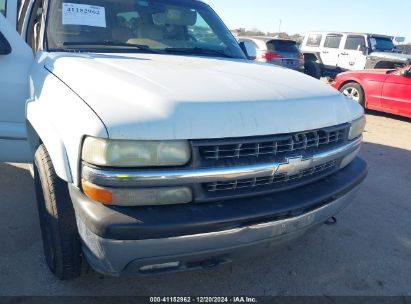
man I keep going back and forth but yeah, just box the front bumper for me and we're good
[70,158,367,276]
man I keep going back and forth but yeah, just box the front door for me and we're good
[338,35,367,71]
[0,12,33,162]
[381,68,411,117]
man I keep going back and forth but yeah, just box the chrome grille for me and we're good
[199,127,347,161]
[205,160,338,192]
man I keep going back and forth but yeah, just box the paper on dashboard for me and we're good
[62,3,106,28]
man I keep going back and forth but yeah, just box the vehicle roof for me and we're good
[306,31,393,39]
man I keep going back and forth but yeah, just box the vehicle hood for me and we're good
[44,53,362,140]
[370,51,411,62]
[340,69,391,76]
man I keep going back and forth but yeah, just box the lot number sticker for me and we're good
[62,3,106,27]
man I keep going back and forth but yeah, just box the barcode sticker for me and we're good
[62,3,106,27]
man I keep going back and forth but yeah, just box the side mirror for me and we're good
[0,31,11,55]
[239,41,257,60]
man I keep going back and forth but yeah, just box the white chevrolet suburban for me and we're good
[0,0,367,280]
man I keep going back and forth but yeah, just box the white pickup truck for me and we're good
[0,0,367,280]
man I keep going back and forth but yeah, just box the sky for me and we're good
[205,0,411,43]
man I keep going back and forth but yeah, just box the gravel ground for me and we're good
[0,111,410,296]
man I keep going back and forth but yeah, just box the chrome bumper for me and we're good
[76,184,361,276]
[82,137,362,188]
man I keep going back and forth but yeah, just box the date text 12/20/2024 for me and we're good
[149,297,258,303]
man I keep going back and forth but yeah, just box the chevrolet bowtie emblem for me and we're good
[274,156,313,177]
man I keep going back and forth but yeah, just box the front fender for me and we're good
[365,54,410,69]
[27,54,108,185]
[26,104,73,182]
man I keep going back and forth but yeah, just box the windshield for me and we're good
[369,37,395,51]
[46,0,245,59]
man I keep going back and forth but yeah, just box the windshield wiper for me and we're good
[165,47,234,58]
[62,41,160,53]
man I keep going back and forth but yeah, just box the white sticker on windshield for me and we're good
[62,3,106,28]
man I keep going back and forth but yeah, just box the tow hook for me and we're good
[324,216,337,225]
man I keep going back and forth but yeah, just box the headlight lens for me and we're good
[348,116,366,140]
[82,137,191,167]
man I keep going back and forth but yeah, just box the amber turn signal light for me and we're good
[82,179,113,205]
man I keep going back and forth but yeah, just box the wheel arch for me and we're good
[338,80,367,107]
[338,79,360,90]
[303,52,322,63]
[26,116,73,184]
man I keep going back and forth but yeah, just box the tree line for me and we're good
[231,28,304,43]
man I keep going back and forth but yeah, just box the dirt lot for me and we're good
[0,111,410,296]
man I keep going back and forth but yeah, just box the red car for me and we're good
[332,65,411,118]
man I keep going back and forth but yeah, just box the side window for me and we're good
[26,0,44,52]
[324,35,342,49]
[345,36,366,51]
[239,39,258,49]
[306,34,322,47]
[0,0,6,16]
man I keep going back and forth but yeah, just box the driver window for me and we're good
[26,0,44,53]
[345,36,366,51]
[0,0,6,16]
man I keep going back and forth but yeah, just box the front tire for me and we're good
[340,82,365,107]
[305,60,322,79]
[34,144,83,280]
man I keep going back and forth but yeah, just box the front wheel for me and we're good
[304,60,322,79]
[34,144,83,280]
[340,82,365,107]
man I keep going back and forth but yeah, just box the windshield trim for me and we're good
[46,47,243,60]
[164,47,236,58]
[47,47,164,54]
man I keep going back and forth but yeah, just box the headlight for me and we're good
[82,137,191,167]
[348,116,366,140]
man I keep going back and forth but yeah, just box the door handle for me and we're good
[341,52,348,55]
[322,51,329,54]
